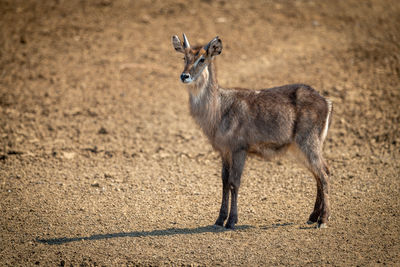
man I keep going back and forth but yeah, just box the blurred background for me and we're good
[0,0,399,266]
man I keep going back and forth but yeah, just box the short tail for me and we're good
[321,99,333,143]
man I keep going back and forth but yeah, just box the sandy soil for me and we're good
[1,0,399,266]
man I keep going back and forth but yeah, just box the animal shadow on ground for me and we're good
[260,222,322,230]
[36,225,253,245]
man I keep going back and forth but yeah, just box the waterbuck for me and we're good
[172,34,333,229]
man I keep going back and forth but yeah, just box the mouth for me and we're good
[181,79,193,84]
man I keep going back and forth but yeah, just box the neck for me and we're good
[187,60,220,138]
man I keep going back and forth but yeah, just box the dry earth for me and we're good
[1,0,399,266]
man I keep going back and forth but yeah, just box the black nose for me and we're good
[180,73,190,82]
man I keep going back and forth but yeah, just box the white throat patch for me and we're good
[189,67,209,102]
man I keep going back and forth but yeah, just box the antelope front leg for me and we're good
[225,150,247,229]
[215,159,230,226]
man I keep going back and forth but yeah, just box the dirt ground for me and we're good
[0,0,399,266]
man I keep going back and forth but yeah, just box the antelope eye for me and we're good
[199,58,205,63]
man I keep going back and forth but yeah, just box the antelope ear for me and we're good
[205,36,222,57]
[172,35,184,53]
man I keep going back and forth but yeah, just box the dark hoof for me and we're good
[214,218,225,227]
[225,219,237,229]
[224,223,235,230]
[224,214,237,229]
[308,213,320,224]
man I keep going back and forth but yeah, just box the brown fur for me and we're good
[172,35,333,229]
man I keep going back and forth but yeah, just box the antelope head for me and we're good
[172,34,222,84]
